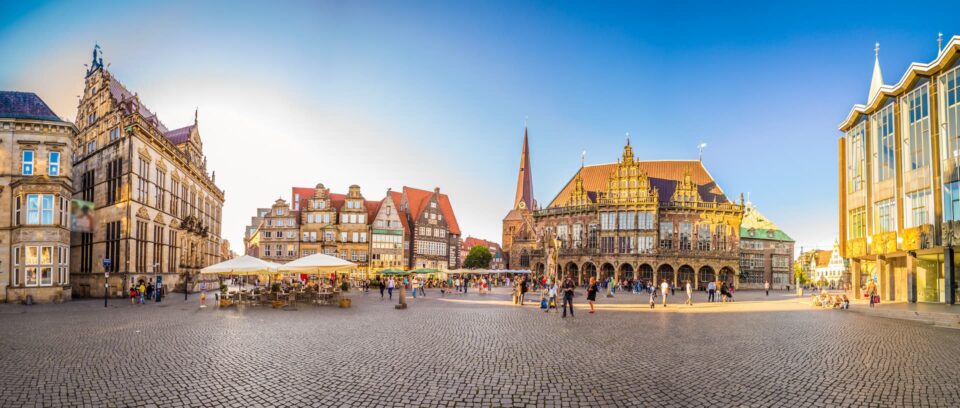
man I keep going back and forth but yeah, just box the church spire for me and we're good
[514,125,534,210]
[869,42,884,103]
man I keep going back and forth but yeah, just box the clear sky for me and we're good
[2,1,958,254]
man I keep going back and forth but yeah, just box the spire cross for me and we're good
[875,42,880,57]
[625,132,630,146]
[581,150,586,168]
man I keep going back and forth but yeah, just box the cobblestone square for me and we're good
[1,289,959,407]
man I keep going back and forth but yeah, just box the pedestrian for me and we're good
[660,279,670,307]
[685,280,693,306]
[649,284,656,308]
[418,278,426,297]
[377,277,385,300]
[138,281,146,304]
[561,275,575,318]
[411,276,418,299]
[720,281,729,303]
[707,280,717,302]
[519,277,528,306]
[764,280,770,296]
[146,282,155,302]
[866,280,878,308]
[586,277,599,313]
[129,285,137,305]
[546,280,559,313]
[464,276,469,294]
[387,277,395,300]
[199,281,207,308]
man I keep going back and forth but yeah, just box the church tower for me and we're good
[514,126,534,210]
[503,125,537,269]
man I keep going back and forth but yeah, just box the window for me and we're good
[679,222,692,250]
[170,179,179,216]
[307,214,314,223]
[519,250,530,267]
[136,221,147,273]
[360,232,367,243]
[945,181,960,222]
[109,127,120,142]
[153,225,164,272]
[168,230,178,273]
[156,169,166,210]
[352,232,359,242]
[848,207,866,240]
[572,223,583,247]
[638,212,654,229]
[600,213,616,230]
[903,84,931,171]
[940,66,960,174]
[48,152,60,176]
[341,232,347,242]
[618,212,636,230]
[659,221,673,249]
[905,189,932,228]
[137,158,149,203]
[106,158,123,205]
[697,224,711,251]
[87,140,96,154]
[105,221,122,272]
[638,236,654,253]
[24,246,53,287]
[872,103,896,181]
[846,122,866,193]
[88,112,96,124]
[874,198,896,233]
[26,194,54,225]
[14,196,21,226]
[22,150,34,175]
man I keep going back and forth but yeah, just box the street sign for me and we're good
[103,258,112,268]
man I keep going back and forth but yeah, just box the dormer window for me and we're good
[431,202,437,209]
[277,209,284,215]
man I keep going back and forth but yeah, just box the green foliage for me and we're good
[340,281,350,291]
[270,283,281,293]
[793,262,809,285]
[463,245,493,269]
[219,284,228,294]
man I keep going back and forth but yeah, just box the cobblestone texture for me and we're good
[1,289,959,407]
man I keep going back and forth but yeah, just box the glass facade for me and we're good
[916,255,943,303]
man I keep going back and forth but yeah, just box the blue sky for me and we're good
[2,1,958,254]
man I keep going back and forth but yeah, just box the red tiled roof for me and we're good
[401,186,460,235]
[389,191,410,233]
[462,237,502,252]
[365,201,381,225]
[291,187,379,224]
[548,160,729,208]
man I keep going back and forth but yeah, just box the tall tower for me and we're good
[514,126,534,210]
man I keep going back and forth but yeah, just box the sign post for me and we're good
[103,258,111,308]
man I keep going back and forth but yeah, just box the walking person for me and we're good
[720,281,729,303]
[764,280,770,297]
[546,280,559,313]
[411,276,418,299]
[561,275,575,318]
[707,280,717,303]
[519,278,528,306]
[199,281,207,308]
[660,279,670,307]
[418,278,426,297]
[387,277,395,300]
[685,280,693,306]
[377,277,385,300]
[138,281,146,305]
[866,280,878,308]
[587,277,599,314]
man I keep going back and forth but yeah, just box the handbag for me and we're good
[873,295,880,304]
[540,298,548,309]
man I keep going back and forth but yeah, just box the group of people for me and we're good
[812,292,851,309]
[128,279,162,304]
[372,275,510,302]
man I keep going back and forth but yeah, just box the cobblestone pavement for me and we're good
[1,288,959,407]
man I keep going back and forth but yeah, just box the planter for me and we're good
[338,298,352,308]
[219,299,233,308]
[271,300,286,309]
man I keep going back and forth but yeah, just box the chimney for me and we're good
[434,187,440,194]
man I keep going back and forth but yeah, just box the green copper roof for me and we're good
[739,205,794,242]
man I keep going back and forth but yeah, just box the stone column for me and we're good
[945,247,956,305]
[884,259,895,302]
[851,259,861,299]
[906,255,917,303]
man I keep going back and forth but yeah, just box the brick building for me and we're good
[738,203,795,289]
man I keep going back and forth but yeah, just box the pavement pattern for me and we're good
[1,288,959,407]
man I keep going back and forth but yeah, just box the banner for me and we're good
[70,199,95,233]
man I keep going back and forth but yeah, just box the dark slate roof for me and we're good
[108,77,169,132]
[0,91,64,122]
[164,125,194,145]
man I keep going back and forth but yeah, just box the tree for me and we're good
[463,245,492,269]
[793,261,809,286]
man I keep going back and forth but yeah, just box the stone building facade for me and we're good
[69,49,224,298]
[738,204,795,289]
[243,184,461,276]
[838,37,960,304]
[1,92,76,303]
[503,129,745,289]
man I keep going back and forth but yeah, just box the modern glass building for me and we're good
[838,36,960,304]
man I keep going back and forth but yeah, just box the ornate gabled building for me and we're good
[838,36,960,304]
[1,91,76,303]
[391,186,462,270]
[69,46,224,297]
[503,130,745,288]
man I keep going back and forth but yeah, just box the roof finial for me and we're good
[875,42,880,57]
[524,115,528,128]
[194,107,198,124]
[625,132,630,146]
[698,142,707,162]
[581,150,586,168]
[939,32,944,53]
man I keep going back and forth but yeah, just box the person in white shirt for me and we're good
[685,281,693,305]
[660,280,670,307]
[707,281,717,302]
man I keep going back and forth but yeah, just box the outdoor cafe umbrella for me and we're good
[379,269,409,276]
[277,253,357,275]
[200,255,279,276]
[410,268,440,275]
